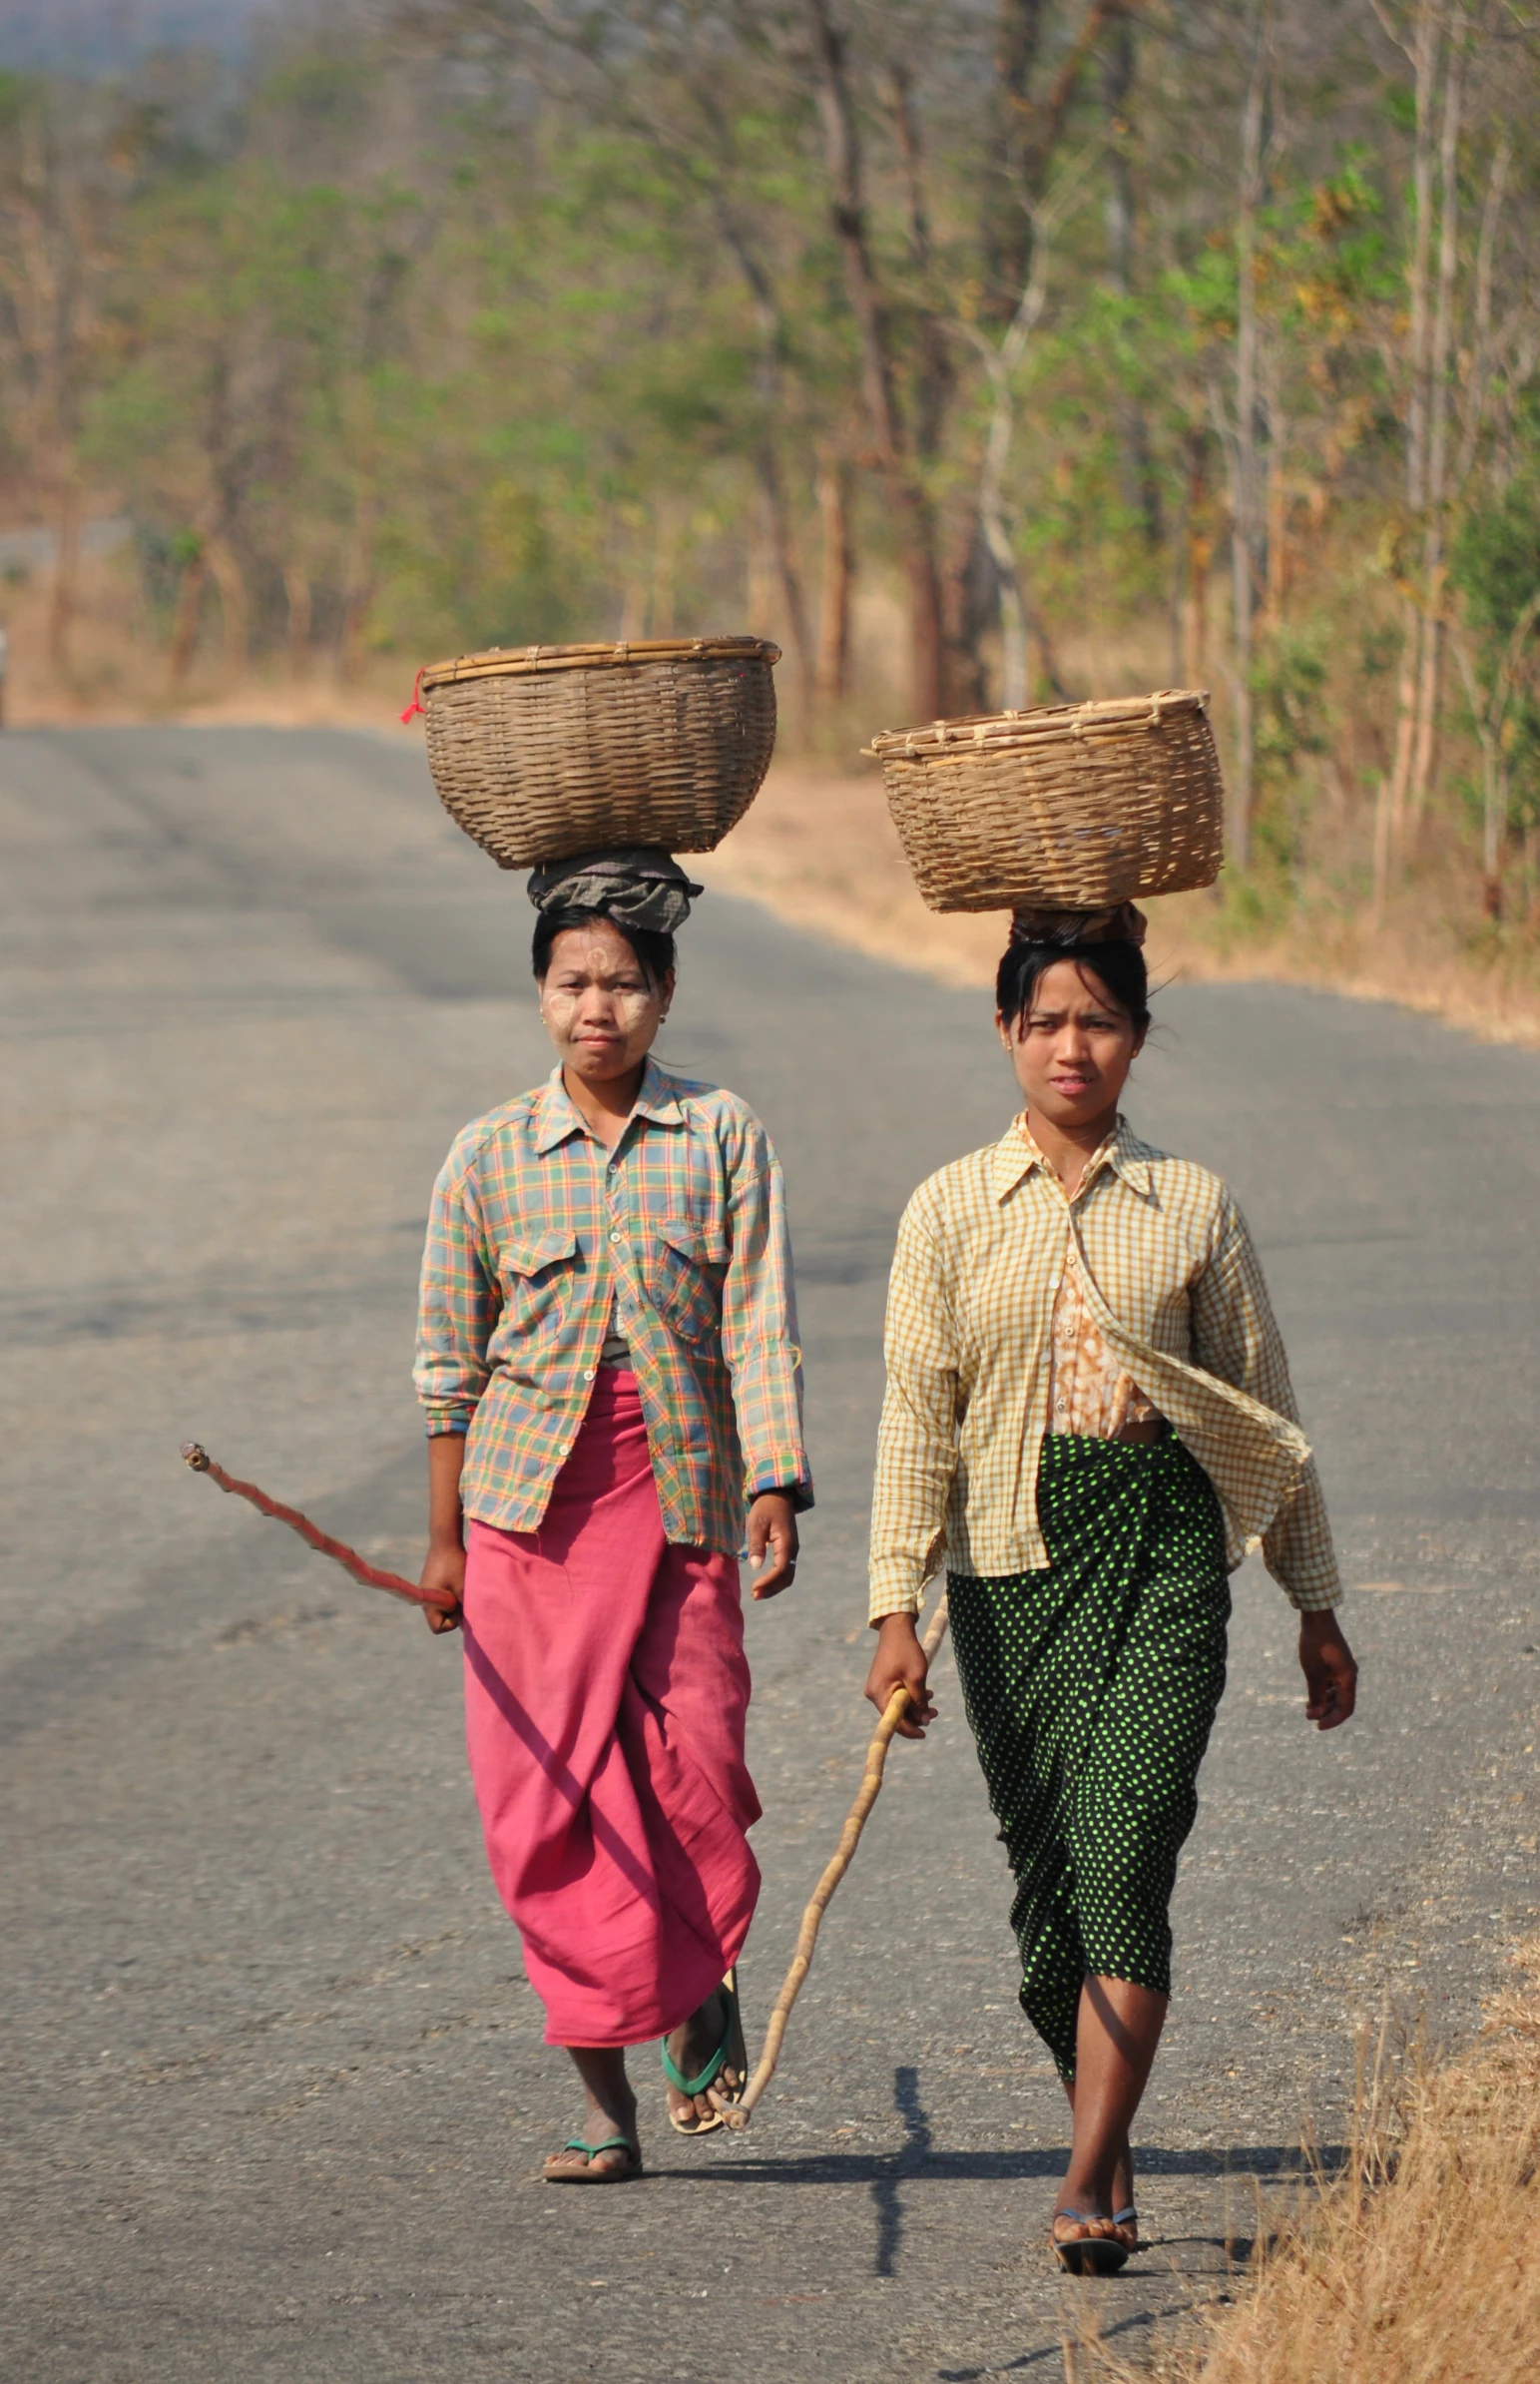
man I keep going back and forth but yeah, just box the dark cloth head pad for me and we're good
[526,847,705,934]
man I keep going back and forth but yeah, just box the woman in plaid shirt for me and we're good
[414,851,810,2183]
[864,912,1358,2274]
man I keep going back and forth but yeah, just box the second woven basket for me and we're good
[866,689,1224,912]
[419,636,779,869]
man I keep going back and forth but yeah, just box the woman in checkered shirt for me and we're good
[864,912,1358,2274]
[413,851,811,2183]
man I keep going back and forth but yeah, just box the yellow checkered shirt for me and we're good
[869,1115,1342,1621]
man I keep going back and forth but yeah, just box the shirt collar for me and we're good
[530,1055,686,1154]
[631,1055,687,1127]
[990,1112,1154,1202]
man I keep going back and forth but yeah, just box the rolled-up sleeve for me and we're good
[868,1190,962,1622]
[1190,1195,1342,1611]
[719,1114,812,1508]
[414,1144,499,1438]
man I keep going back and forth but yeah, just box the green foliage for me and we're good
[0,0,1535,948]
[1452,464,1540,837]
[1452,472,1540,646]
[1253,626,1330,875]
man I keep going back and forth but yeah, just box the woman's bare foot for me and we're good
[541,2133,641,2180]
[1107,2137,1137,2244]
[1057,2107,1138,2246]
[1049,2208,1130,2274]
[543,2046,640,2178]
[664,1986,740,2130]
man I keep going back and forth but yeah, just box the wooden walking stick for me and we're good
[181,1443,457,1613]
[722,1590,951,2129]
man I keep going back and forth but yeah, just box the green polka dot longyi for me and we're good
[948,1432,1231,2079]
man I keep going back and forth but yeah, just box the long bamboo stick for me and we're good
[722,1591,950,2128]
[181,1442,456,1613]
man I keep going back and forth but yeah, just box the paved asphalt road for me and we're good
[3,727,1539,2384]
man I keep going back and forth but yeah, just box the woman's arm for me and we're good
[1191,1194,1357,1726]
[718,1110,813,1513]
[414,1148,498,1438]
[420,1432,467,1634]
[864,1613,940,1740]
[414,1143,498,1636]
[864,1192,961,1735]
[745,1490,798,1599]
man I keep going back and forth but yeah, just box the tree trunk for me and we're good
[747,505,776,642]
[1101,12,1162,549]
[711,197,815,716]
[46,474,80,681]
[205,535,249,677]
[985,0,1119,313]
[167,553,207,687]
[1180,432,1212,689]
[618,578,647,641]
[1376,590,1420,917]
[1229,5,1270,873]
[1382,0,1440,864]
[1409,11,1466,831]
[756,447,814,722]
[976,341,1034,708]
[887,59,953,468]
[283,563,312,680]
[340,497,376,681]
[985,0,1050,306]
[899,529,946,721]
[804,0,946,719]
[814,456,853,708]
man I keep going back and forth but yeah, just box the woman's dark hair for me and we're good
[995,935,1151,1033]
[532,905,677,989]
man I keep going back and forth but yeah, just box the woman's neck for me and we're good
[1026,1103,1119,1197]
[564,1061,645,1150]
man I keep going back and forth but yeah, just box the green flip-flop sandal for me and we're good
[542,2133,644,2183]
[661,1970,747,2135]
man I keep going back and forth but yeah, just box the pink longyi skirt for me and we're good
[461,1369,761,2048]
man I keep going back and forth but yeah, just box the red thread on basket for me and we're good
[399,667,425,724]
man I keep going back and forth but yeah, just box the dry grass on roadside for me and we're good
[1073,1945,1540,2384]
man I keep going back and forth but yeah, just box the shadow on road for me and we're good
[873,2062,932,2275]
[652,2061,1340,2286]
[660,2135,1344,2188]
[936,2299,1194,2379]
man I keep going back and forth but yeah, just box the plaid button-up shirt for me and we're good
[869,1115,1342,1621]
[415,1059,811,1554]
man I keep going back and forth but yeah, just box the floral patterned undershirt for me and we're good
[1046,1236,1163,1439]
[1020,1121,1164,1442]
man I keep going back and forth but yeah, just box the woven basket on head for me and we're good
[865,689,1225,913]
[418,636,779,869]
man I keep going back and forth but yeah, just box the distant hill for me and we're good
[0,0,268,70]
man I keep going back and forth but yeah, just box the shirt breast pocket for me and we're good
[498,1230,581,1341]
[648,1217,730,1346]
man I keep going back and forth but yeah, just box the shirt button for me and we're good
[609,1229,623,1243]
[585,1367,597,1381]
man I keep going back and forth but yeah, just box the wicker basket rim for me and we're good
[421,636,781,691]
[862,687,1211,761]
